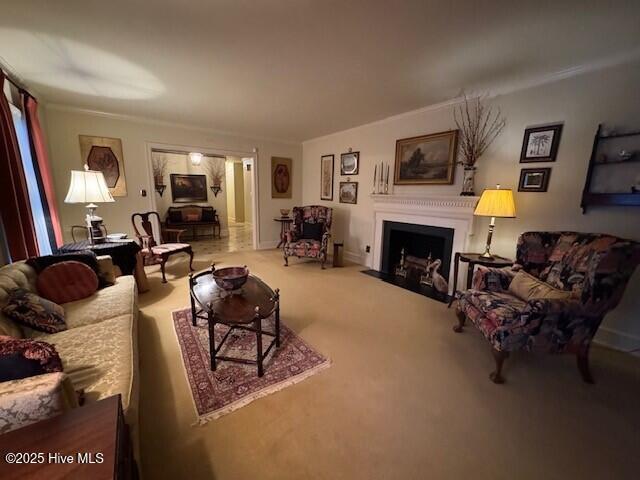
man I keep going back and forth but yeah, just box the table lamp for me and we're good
[474,184,516,259]
[64,165,114,244]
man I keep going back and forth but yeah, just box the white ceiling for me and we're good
[1,1,639,142]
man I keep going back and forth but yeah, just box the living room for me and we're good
[1,2,640,479]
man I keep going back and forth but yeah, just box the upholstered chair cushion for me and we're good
[182,207,202,222]
[36,261,99,304]
[2,289,67,334]
[0,335,63,382]
[201,208,216,222]
[508,271,573,302]
[168,209,182,223]
[301,222,324,240]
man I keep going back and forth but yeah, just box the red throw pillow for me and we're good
[37,261,99,304]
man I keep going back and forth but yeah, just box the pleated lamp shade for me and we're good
[64,167,114,204]
[474,187,516,218]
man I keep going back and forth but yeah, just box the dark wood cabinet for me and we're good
[0,395,137,480]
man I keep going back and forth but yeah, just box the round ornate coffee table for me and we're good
[189,265,280,377]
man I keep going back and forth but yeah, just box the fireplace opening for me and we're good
[364,221,454,302]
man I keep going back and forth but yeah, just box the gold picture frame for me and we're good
[79,135,127,196]
[394,130,458,185]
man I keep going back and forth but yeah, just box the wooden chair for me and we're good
[131,211,194,283]
[71,224,107,242]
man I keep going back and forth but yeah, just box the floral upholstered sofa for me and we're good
[0,256,139,440]
[455,232,640,384]
[283,206,332,269]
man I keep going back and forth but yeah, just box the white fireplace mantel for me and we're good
[370,193,480,295]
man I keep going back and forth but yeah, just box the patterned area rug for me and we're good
[172,307,330,424]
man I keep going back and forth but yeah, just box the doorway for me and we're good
[145,143,259,254]
[224,156,254,252]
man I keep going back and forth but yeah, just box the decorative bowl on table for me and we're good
[212,265,249,293]
[280,209,290,218]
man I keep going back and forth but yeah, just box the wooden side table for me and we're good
[447,252,513,308]
[274,217,294,248]
[0,395,136,480]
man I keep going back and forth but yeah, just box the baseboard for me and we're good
[344,250,366,265]
[594,327,640,356]
[258,240,279,250]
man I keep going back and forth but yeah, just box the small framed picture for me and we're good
[340,151,359,175]
[339,181,358,204]
[320,154,334,201]
[520,124,563,163]
[518,168,551,192]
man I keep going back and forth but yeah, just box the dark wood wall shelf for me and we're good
[581,124,640,213]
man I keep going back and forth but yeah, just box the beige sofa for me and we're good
[0,256,138,439]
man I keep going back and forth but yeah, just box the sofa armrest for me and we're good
[0,372,78,434]
[523,297,584,316]
[472,266,517,292]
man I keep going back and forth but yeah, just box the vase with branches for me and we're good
[152,154,168,186]
[203,158,225,197]
[453,94,506,196]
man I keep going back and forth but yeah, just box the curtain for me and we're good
[23,93,63,249]
[0,71,39,260]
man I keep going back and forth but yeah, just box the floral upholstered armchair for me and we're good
[455,232,640,384]
[283,206,332,269]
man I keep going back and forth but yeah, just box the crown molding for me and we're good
[303,47,640,145]
[43,103,301,146]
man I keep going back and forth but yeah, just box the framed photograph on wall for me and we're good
[518,168,551,192]
[79,135,127,196]
[339,181,358,204]
[271,156,292,198]
[170,174,207,202]
[320,154,334,200]
[394,130,458,185]
[520,124,563,163]
[340,151,359,175]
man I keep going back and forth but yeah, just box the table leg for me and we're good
[255,317,264,377]
[466,262,475,290]
[447,252,460,308]
[208,311,216,371]
[276,222,285,248]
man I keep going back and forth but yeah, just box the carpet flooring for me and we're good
[138,249,640,480]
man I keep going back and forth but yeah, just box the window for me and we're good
[8,99,53,255]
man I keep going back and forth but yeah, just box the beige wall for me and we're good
[225,160,236,221]
[233,162,245,223]
[302,59,640,351]
[153,152,229,235]
[44,107,302,247]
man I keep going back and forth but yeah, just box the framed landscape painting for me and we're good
[394,130,458,185]
[520,124,563,163]
[170,174,207,202]
[320,154,334,200]
[79,135,127,196]
[339,181,358,204]
[271,156,292,198]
